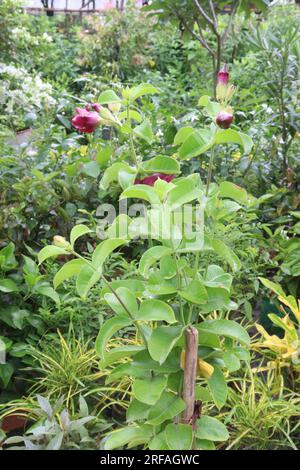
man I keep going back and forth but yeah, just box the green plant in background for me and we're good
[2,395,106,450]
[245,20,300,179]
[147,0,268,96]
[253,278,300,378]
[221,370,300,450]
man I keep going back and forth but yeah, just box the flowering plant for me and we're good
[39,71,255,450]
[0,63,56,131]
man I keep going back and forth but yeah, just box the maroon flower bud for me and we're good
[71,107,101,133]
[135,173,176,186]
[216,110,234,129]
[85,103,101,113]
[217,64,229,85]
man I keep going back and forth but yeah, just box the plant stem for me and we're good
[72,251,147,344]
[127,105,138,166]
[181,326,198,424]
[206,145,215,196]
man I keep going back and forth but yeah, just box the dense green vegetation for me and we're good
[0,0,299,451]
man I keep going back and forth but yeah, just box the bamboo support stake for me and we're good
[181,326,198,424]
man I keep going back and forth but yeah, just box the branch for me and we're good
[193,0,218,35]
[195,17,215,56]
[209,0,218,29]
[181,327,199,425]
[177,11,214,57]
[221,0,239,43]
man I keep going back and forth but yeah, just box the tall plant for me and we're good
[38,69,255,450]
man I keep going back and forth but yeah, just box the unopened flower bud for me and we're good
[53,236,71,250]
[216,110,234,129]
[217,64,229,85]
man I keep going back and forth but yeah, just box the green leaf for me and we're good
[76,264,100,298]
[215,129,253,154]
[0,278,18,293]
[223,351,241,372]
[96,145,113,168]
[104,287,138,318]
[98,89,121,104]
[195,385,213,402]
[159,255,177,279]
[0,307,29,330]
[127,399,150,422]
[167,178,203,209]
[57,114,72,129]
[198,320,250,346]
[149,432,170,450]
[0,242,17,271]
[203,265,232,292]
[118,169,137,190]
[208,366,228,409]
[132,375,167,405]
[120,184,161,205]
[147,391,186,425]
[258,277,286,297]
[196,416,229,442]
[174,126,194,146]
[196,439,216,450]
[134,120,154,144]
[106,214,131,239]
[38,246,69,265]
[179,280,208,305]
[95,315,131,358]
[104,425,152,450]
[219,181,248,204]
[179,129,213,160]
[137,299,176,323]
[128,83,158,102]
[100,345,145,368]
[34,285,60,304]
[211,239,241,271]
[139,246,172,278]
[198,95,221,118]
[119,109,143,122]
[199,287,233,313]
[70,224,92,249]
[92,238,127,270]
[100,162,136,190]
[0,363,14,388]
[81,161,100,178]
[141,156,180,175]
[165,424,193,450]
[53,259,86,289]
[106,349,180,384]
[148,325,183,364]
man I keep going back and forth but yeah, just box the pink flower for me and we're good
[135,173,176,186]
[216,110,234,129]
[85,103,101,113]
[71,108,100,133]
[217,64,229,86]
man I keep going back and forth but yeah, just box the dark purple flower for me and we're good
[217,65,229,86]
[135,173,176,186]
[71,108,100,133]
[216,110,234,129]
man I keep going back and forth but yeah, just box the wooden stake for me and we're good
[181,326,198,424]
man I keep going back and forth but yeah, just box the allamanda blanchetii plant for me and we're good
[39,67,254,450]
